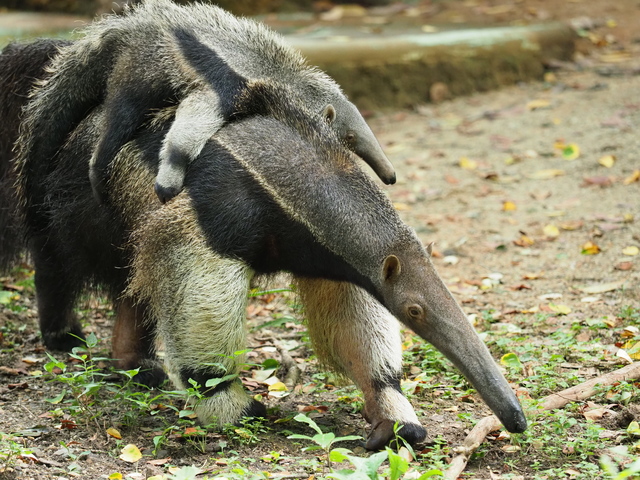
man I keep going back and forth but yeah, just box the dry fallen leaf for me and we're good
[560,220,583,231]
[119,444,142,463]
[513,235,534,247]
[621,326,640,338]
[502,445,521,453]
[560,143,580,161]
[543,224,560,238]
[599,51,632,63]
[615,262,633,271]
[578,280,625,294]
[624,170,640,185]
[106,428,122,440]
[616,348,633,364]
[522,272,543,280]
[583,176,613,187]
[521,306,540,314]
[583,406,613,421]
[459,157,478,170]
[622,246,639,256]
[548,303,571,315]
[581,241,601,255]
[598,155,616,168]
[528,169,565,180]
[526,99,551,110]
[268,382,288,392]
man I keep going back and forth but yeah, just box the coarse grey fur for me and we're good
[16,0,395,205]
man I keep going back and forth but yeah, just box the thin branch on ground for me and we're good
[254,336,302,389]
[445,362,640,480]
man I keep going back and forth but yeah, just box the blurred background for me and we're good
[4,1,639,109]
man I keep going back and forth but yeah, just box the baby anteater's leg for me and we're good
[155,88,226,203]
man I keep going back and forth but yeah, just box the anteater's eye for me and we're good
[407,305,423,319]
[345,132,356,144]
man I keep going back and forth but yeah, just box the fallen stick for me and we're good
[444,362,640,480]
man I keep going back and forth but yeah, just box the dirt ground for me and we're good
[1,1,640,480]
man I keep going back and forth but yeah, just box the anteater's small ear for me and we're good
[426,242,434,256]
[382,255,401,281]
[323,104,336,124]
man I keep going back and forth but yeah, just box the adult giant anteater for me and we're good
[0,40,526,450]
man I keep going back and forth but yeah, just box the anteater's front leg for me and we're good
[296,278,426,450]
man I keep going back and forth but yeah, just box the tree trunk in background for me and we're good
[0,0,393,16]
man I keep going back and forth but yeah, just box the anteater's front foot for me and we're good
[365,418,427,451]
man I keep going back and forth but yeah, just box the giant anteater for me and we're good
[0,40,526,450]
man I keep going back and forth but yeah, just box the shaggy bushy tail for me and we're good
[0,39,71,272]
[14,29,122,218]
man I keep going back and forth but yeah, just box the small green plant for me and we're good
[223,416,270,446]
[600,446,640,479]
[619,305,640,325]
[289,413,362,453]
[289,413,361,471]
[328,447,443,480]
[44,332,112,425]
[0,433,33,472]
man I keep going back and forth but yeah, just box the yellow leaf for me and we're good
[526,99,551,110]
[561,143,580,161]
[546,210,565,217]
[459,157,478,170]
[500,352,523,369]
[622,326,640,338]
[543,224,560,238]
[502,445,521,453]
[502,201,517,211]
[108,474,123,480]
[607,19,617,28]
[578,280,626,294]
[119,444,142,463]
[268,382,288,392]
[624,170,640,185]
[600,52,632,63]
[581,241,601,255]
[521,306,539,314]
[528,169,565,180]
[106,428,122,439]
[514,235,534,247]
[393,202,410,211]
[522,272,543,280]
[598,155,616,168]
[549,303,571,315]
[622,340,640,360]
[623,246,639,256]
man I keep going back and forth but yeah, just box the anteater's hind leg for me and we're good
[112,296,166,387]
[296,277,427,450]
[32,238,85,351]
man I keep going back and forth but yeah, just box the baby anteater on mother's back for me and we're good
[16,0,396,205]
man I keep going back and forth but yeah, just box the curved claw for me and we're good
[364,419,427,451]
